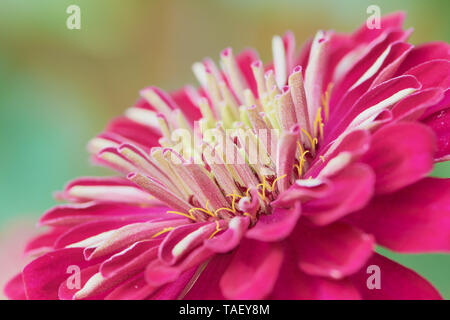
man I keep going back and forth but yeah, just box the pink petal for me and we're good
[396,41,450,75]
[100,240,160,278]
[61,176,157,205]
[105,116,161,150]
[235,48,260,97]
[350,253,442,299]
[352,11,406,44]
[270,245,361,300]
[303,163,375,226]
[219,239,283,299]
[272,179,331,208]
[370,42,414,88]
[4,273,26,300]
[145,245,213,286]
[246,202,301,242]
[24,227,66,254]
[105,273,155,300]
[328,74,421,143]
[183,254,233,299]
[309,129,371,177]
[54,219,143,249]
[149,267,197,300]
[392,88,445,122]
[329,29,412,119]
[348,177,450,253]
[362,122,436,194]
[422,108,450,161]
[159,222,217,265]
[84,219,187,260]
[21,248,104,300]
[421,87,450,119]
[58,264,100,300]
[204,216,249,253]
[170,86,202,124]
[291,222,374,279]
[39,202,171,227]
[404,59,450,90]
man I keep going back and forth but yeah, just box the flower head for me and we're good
[5,12,450,300]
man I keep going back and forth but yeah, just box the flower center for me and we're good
[108,37,334,232]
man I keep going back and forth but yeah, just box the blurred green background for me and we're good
[0,0,449,298]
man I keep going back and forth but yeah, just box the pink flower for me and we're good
[5,12,449,300]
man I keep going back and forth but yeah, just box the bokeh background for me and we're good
[0,0,449,299]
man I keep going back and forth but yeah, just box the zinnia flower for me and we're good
[5,12,450,300]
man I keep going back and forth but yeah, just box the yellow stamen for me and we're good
[321,82,334,122]
[214,207,235,215]
[319,155,325,162]
[208,221,222,239]
[301,128,316,153]
[271,174,287,191]
[152,227,174,238]
[295,148,310,177]
[167,210,197,221]
[313,107,325,142]
[189,201,216,218]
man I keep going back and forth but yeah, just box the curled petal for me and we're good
[291,222,374,279]
[348,177,450,253]
[219,239,283,299]
[246,202,301,242]
[362,122,436,194]
[350,253,442,300]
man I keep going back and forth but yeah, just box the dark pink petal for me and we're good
[370,42,413,88]
[39,202,171,227]
[392,88,445,122]
[54,219,143,249]
[303,163,375,226]
[396,41,450,75]
[145,245,214,286]
[24,227,66,254]
[235,48,260,97]
[204,216,249,253]
[270,245,361,300]
[61,176,156,205]
[246,202,301,242]
[170,86,202,124]
[350,253,442,299]
[21,248,103,300]
[58,264,100,300]
[100,240,160,278]
[272,179,331,208]
[219,239,283,299]
[183,254,233,300]
[348,178,450,253]
[328,75,421,143]
[329,30,412,118]
[291,222,374,279]
[421,88,450,119]
[105,116,161,150]
[422,108,450,161]
[362,122,436,194]
[105,273,155,300]
[84,219,188,260]
[352,11,405,44]
[404,59,450,90]
[310,129,371,177]
[4,273,27,300]
[159,222,218,265]
[60,264,130,300]
[150,267,197,300]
